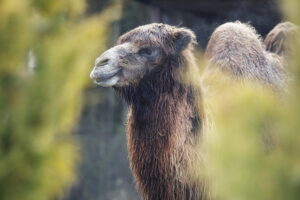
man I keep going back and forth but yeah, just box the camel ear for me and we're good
[173,29,196,52]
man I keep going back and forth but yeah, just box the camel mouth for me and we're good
[94,76,120,87]
[91,68,121,87]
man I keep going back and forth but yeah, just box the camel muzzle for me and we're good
[90,45,126,87]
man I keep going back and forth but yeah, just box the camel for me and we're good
[90,22,291,199]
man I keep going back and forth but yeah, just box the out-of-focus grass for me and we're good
[0,0,121,200]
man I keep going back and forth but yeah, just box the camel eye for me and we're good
[138,47,153,56]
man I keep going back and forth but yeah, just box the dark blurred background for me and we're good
[64,0,282,199]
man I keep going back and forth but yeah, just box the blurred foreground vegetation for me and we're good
[0,0,116,199]
[200,0,300,200]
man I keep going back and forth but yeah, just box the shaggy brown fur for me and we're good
[205,21,287,92]
[118,25,205,200]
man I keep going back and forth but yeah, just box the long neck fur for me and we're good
[115,53,205,200]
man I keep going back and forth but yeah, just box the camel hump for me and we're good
[205,21,267,77]
[264,22,299,56]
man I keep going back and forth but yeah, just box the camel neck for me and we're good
[117,64,202,139]
[124,71,202,199]
[113,54,204,198]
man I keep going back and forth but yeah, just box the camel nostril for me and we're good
[97,58,110,67]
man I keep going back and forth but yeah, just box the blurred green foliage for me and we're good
[200,1,300,200]
[0,0,117,199]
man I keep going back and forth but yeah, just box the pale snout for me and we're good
[90,44,126,87]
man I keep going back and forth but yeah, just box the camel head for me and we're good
[90,23,196,87]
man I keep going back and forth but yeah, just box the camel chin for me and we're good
[94,75,120,87]
[90,64,121,87]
